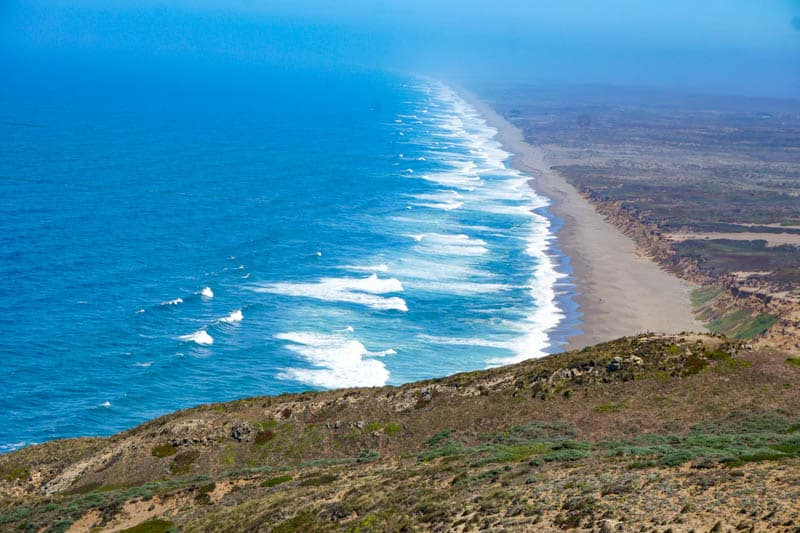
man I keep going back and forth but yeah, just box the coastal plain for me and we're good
[476,84,800,353]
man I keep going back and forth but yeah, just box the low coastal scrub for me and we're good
[418,413,800,473]
[2,334,798,531]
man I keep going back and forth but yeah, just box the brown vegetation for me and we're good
[1,334,799,531]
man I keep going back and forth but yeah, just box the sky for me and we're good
[1,0,799,97]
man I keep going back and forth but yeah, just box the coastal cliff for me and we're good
[574,186,800,353]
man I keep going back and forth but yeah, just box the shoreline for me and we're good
[462,90,706,350]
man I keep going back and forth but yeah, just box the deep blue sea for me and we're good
[0,67,578,451]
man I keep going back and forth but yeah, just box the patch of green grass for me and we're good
[356,449,380,463]
[705,349,731,360]
[119,518,176,533]
[732,314,778,340]
[151,445,177,458]
[365,422,403,436]
[787,357,800,368]
[714,356,752,372]
[221,445,235,467]
[665,344,684,355]
[691,286,723,307]
[419,442,464,462]
[261,474,293,487]
[0,463,30,481]
[257,419,278,431]
[425,430,454,447]
[708,309,752,335]
[708,310,778,340]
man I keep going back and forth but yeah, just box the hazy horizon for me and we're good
[1,0,799,99]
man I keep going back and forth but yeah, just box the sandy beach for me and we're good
[464,93,706,350]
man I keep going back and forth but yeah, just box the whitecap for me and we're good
[200,287,214,299]
[179,329,214,345]
[133,361,153,368]
[161,298,183,306]
[220,309,243,323]
[100,401,111,408]
[274,330,391,388]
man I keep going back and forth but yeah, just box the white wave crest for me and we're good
[179,329,214,345]
[275,331,391,388]
[253,274,407,312]
[200,287,214,298]
[220,309,243,323]
[161,298,183,306]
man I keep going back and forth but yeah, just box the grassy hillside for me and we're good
[1,334,799,532]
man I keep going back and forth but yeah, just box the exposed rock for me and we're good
[229,423,253,442]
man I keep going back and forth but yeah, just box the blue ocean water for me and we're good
[0,67,578,451]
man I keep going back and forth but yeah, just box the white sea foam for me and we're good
[404,280,510,295]
[133,361,153,368]
[340,264,389,273]
[405,79,568,365]
[161,298,183,306]
[200,287,214,298]
[100,401,111,408]
[179,329,214,345]
[275,330,391,388]
[408,233,489,256]
[418,334,513,350]
[220,309,243,323]
[412,190,464,211]
[0,442,29,453]
[369,348,397,356]
[253,274,407,312]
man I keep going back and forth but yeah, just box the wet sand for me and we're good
[465,92,707,349]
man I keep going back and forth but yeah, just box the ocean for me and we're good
[0,67,578,451]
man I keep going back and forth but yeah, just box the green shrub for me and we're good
[169,450,200,475]
[595,401,629,413]
[151,445,177,458]
[261,474,292,488]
